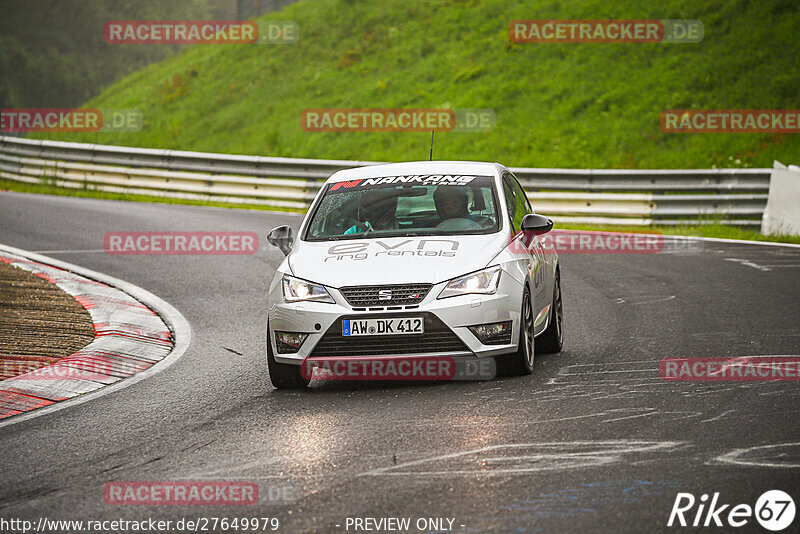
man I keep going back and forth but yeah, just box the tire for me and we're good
[496,286,534,377]
[267,329,309,389]
[536,269,563,354]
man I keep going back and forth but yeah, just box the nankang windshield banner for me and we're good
[326,175,494,193]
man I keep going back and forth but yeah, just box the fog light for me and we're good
[468,321,512,345]
[275,331,308,354]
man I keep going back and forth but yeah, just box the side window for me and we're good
[503,173,528,233]
[512,175,533,215]
[502,176,517,231]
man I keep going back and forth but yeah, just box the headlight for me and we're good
[282,275,334,303]
[438,266,502,299]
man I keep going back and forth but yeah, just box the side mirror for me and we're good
[521,213,553,235]
[267,225,294,256]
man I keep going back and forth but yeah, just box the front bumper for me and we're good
[267,272,525,365]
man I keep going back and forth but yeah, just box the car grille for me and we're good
[339,283,432,307]
[309,313,470,357]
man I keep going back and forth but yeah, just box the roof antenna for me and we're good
[429,130,435,161]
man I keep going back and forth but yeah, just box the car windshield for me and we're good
[304,175,500,241]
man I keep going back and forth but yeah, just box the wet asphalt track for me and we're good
[0,191,799,533]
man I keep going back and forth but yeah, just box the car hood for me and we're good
[288,233,509,287]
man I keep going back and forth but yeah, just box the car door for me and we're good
[503,172,551,334]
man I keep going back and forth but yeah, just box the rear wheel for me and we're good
[536,269,563,354]
[496,286,534,376]
[267,329,309,389]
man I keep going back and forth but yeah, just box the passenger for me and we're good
[433,186,470,221]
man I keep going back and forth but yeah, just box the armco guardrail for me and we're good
[0,136,770,226]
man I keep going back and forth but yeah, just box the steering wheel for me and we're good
[435,218,481,230]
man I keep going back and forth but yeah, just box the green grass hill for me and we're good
[35,0,800,169]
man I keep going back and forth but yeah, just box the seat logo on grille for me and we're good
[378,289,392,300]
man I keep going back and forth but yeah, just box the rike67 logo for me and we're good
[668,490,795,531]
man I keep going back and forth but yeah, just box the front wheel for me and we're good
[536,269,563,354]
[496,286,534,376]
[267,329,309,389]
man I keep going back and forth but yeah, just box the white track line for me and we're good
[676,235,800,249]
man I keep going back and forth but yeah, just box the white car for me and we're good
[265,161,563,388]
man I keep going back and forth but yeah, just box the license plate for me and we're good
[342,317,424,336]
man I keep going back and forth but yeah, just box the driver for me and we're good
[433,185,470,221]
[344,190,398,234]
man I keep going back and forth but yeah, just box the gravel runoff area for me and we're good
[0,260,95,380]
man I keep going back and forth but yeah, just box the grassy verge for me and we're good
[3,178,798,244]
[0,178,304,214]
